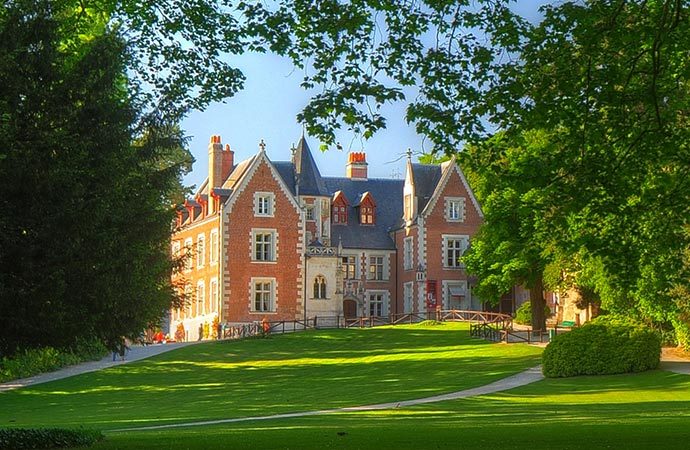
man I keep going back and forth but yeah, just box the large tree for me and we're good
[243,0,690,344]
[0,1,191,354]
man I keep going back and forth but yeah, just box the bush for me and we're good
[514,301,551,325]
[0,339,107,383]
[0,428,103,449]
[542,315,661,377]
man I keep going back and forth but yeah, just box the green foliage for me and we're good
[0,1,190,356]
[542,316,661,378]
[0,427,103,449]
[0,339,106,383]
[514,302,551,326]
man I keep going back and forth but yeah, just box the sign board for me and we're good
[425,280,438,310]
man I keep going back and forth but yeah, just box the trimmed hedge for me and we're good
[514,301,551,325]
[0,428,103,449]
[542,315,661,377]
[0,339,107,383]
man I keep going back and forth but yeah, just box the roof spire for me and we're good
[406,148,413,161]
[258,139,266,153]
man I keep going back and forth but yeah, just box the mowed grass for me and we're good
[96,370,690,450]
[0,322,542,431]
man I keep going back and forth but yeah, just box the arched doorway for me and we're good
[343,299,358,318]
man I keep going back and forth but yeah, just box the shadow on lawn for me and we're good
[0,324,542,430]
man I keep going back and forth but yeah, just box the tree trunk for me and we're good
[530,275,547,332]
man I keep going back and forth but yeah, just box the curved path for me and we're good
[111,365,545,432]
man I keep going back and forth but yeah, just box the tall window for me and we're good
[253,230,276,262]
[254,192,275,217]
[369,293,385,317]
[342,256,357,279]
[252,278,275,312]
[184,238,193,271]
[403,237,413,270]
[403,282,414,313]
[184,284,193,318]
[369,256,384,280]
[209,229,219,265]
[197,234,205,268]
[313,275,327,299]
[446,197,466,222]
[444,235,468,268]
[305,205,315,220]
[197,281,205,316]
[210,278,218,313]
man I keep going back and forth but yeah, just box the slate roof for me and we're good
[293,137,329,196]
[411,163,443,213]
[324,177,404,250]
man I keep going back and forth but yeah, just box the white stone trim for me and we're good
[441,280,467,309]
[251,228,278,262]
[253,191,276,217]
[442,234,469,269]
[444,197,466,222]
[249,277,277,313]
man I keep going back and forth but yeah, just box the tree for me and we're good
[0,1,191,354]
[242,0,690,344]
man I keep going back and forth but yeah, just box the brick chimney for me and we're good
[208,135,234,213]
[346,152,368,180]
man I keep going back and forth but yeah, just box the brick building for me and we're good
[170,135,486,340]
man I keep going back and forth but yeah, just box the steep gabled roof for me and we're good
[222,155,256,190]
[324,177,403,250]
[292,136,329,196]
[411,164,443,213]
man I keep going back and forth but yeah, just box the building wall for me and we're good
[223,159,304,323]
[420,168,483,312]
[305,255,341,317]
[170,214,221,341]
[394,226,420,313]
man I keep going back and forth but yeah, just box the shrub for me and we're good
[0,339,107,383]
[542,315,661,377]
[514,301,551,325]
[0,428,103,449]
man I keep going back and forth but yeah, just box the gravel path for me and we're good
[0,342,199,392]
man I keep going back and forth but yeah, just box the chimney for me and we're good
[346,152,368,180]
[208,136,234,214]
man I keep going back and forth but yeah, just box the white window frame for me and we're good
[184,283,193,317]
[197,234,205,269]
[368,291,388,317]
[403,237,414,271]
[445,197,466,222]
[254,192,275,217]
[368,255,384,281]
[305,205,315,221]
[197,280,206,316]
[443,234,469,269]
[252,229,277,262]
[183,238,193,272]
[210,277,218,314]
[403,282,414,313]
[209,228,219,265]
[342,255,358,280]
[251,277,276,312]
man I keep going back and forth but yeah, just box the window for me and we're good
[342,256,357,279]
[313,275,327,299]
[197,281,205,316]
[184,283,193,317]
[197,234,205,268]
[305,205,315,220]
[333,205,347,224]
[403,237,413,270]
[254,192,275,217]
[210,278,218,313]
[443,235,469,268]
[403,282,414,313]
[369,256,384,280]
[369,293,385,317]
[209,229,219,265]
[446,197,466,222]
[184,238,193,271]
[360,206,374,224]
[252,278,275,312]
[253,230,276,262]
[172,241,181,257]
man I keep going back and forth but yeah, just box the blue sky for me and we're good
[180,3,542,189]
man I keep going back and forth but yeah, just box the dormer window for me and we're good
[332,191,349,225]
[357,192,376,225]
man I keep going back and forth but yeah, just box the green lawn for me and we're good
[95,370,690,449]
[0,322,542,431]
